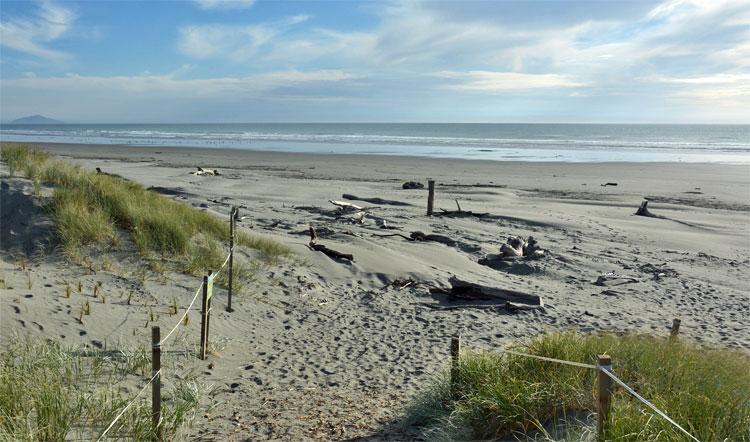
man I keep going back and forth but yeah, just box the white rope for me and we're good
[217,249,232,273]
[96,369,161,441]
[600,367,701,442]
[499,348,598,370]
[160,282,203,346]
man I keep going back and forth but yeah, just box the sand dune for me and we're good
[1,143,748,440]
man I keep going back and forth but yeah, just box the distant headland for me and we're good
[10,115,64,124]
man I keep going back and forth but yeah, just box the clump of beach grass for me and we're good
[406,331,750,441]
[0,338,203,441]
[1,145,292,292]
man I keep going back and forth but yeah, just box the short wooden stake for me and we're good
[199,275,209,360]
[227,206,235,313]
[450,335,461,395]
[597,355,612,440]
[427,179,435,216]
[151,326,162,441]
[670,318,681,340]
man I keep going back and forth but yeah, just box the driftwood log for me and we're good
[373,230,456,246]
[342,194,412,206]
[402,181,424,189]
[308,226,354,262]
[437,276,543,306]
[434,199,488,218]
[635,199,658,218]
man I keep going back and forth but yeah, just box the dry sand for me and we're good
[1,143,749,440]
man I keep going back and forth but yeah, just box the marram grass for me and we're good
[0,338,205,441]
[1,145,291,287]
[406,332,750,441]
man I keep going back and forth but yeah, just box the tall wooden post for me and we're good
[597,355,612,440]
[427,179,435,216]
[200,275,209,360]
[227,206,235,313]
[450,335,461,396]
[670,318,681,340]
[151,326,162,441]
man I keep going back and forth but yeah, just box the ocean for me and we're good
[1,123,749,163]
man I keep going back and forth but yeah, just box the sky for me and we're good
[0,0,748,123]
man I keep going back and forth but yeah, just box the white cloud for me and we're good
[0,1,76,61]
[437,71,585,93]
[178,15,309,61]
[194,0,256,10]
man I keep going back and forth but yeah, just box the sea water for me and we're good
[1,123,749,163]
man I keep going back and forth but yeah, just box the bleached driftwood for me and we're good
[329,200,368,211]
[192,167,221,176]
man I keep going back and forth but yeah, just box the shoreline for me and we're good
[2,139,749,165]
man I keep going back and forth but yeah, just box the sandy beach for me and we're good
[2,142,749,440]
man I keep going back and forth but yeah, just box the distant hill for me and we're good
[10,115,64,124]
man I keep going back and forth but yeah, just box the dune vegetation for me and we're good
[1,145,291,289]
[0,338,205,441]
[406,331,750,441]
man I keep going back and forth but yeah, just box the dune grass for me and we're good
[406,332,750,441]
[0,338,205,441]
[1,145,291,287]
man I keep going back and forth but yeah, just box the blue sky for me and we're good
[0,0,748,123]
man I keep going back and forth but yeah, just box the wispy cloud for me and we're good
[194,0,256,10]
[178,15,309,61]
[0,1,76,61]
[437,71,585,93]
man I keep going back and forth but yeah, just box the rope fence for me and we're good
[96,206,239,440]
[449,331,701,442]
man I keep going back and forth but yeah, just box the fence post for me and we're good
[427,179,435,216]
[670,318,681,340]
[200,275,209,360]
[450,335,461,396]
[151,326,162,441]
[227,206,235,313]
[597,355,612,440]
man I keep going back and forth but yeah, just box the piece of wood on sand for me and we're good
[373,230,456,246]
[635,199,658,217]
[434,199,488,218]
[424,276,543,311]
[308,226,354,262]
[342,194,412,206]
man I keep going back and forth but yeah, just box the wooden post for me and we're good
[151,326,162,441]
[227,206,235,313]
[427,179,435,216]
[200,275,209,360]
[670,318,681,340]
[597,355,612,440]
[450,335,461,396]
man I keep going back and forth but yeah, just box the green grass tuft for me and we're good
[406,332,750,441]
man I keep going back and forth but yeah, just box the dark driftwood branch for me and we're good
[439,276,543,306]
[418,301,540,312]
[372,231,456,246]
[635,199,663,218]
[342,194,412,207]
[308,226,354,262]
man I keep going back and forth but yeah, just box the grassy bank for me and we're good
[0,338,205,441]
[407,332,750,441]
[1,145,291,289]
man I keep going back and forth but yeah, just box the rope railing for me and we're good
[453,341,701,442]
[97,245,234,440]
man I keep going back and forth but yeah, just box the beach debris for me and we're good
[635,199,658,217]
[424,276,543,311]
[307,225,354,262]
[192,167,221,176]
[402,181,424,189]
[601,182,618,187]
[373,230,456,246]
[593,273,639,286]
[434,199,488,218]
[329,200,367,212]
[342,193,412,206]
[479,236,547,273]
